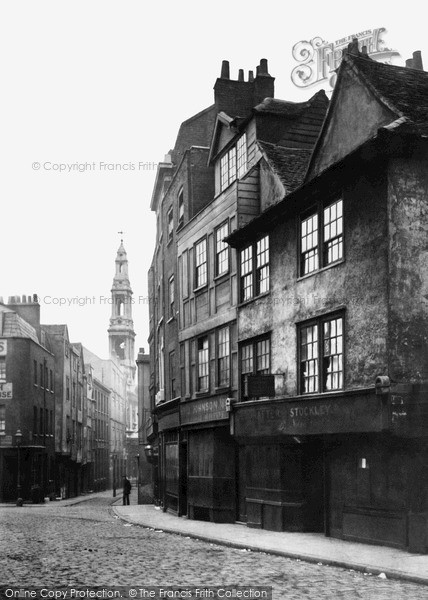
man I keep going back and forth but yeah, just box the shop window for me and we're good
[215,221,229,276]
[240,236,269,302]
[300,198,343,276]
[299,314,343,394]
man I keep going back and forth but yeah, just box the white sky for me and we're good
[1,1,425,358]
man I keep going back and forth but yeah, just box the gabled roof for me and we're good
[352,54,428,135]
[0,306,39,343]
[258,141,312,193]
[306,52,428,181]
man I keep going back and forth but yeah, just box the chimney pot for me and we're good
[256,65,260,76]
[238,69,244,82]
[361,45,368,55]
[22,295,27,303]
[248,70,254,82]
[348,38,360,56]
[406,58,414,68]
[220,60,230,79]
[33,294,38,303]
[413,50,423,70]
[259,58,269,75]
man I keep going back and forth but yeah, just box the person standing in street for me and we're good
[122,476,131,505]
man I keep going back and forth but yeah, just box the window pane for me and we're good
[240,245,253,301]
[198,337,209,391]
[324,199,343,265]
[216,222,229,276]
[237,134,247,178]
[256,339,270,374]
[323,316,343,391]
[301,213,319,275]
[217,327,230,387]
[301,324,319,393]
[195,239,207,287]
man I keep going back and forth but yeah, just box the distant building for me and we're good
[0,296,55,502]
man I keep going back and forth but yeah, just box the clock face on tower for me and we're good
[114,337,126,361]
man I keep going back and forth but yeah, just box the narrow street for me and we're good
[0,497,427,599]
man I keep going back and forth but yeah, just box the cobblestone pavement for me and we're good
[1,497,428,599]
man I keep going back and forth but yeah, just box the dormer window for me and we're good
[220,134,247,192]
[220,147,236,191]
[237,133,247,178]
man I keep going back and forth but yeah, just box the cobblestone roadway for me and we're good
[1,497,427,599]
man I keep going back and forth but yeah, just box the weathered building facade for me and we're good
[227,47,428,552]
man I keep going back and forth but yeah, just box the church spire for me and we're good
[108,239,136,382]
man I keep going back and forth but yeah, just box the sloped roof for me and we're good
[259,141,312,192]
[42,324,68,337]
[351,54,428,135]
[1,307,39,343]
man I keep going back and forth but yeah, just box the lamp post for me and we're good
[136,453,140,504]
[16,429,23,507]
[112,453,117,497]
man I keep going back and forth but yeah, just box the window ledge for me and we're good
[195,391,210,398]
[238,291,271,309]
[214,272,230,283]
[297,259,345,282]
[193,284,208,294]
[214,386,231,394]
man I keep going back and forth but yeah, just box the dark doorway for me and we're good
[236,445,247,522]
[302,441,325,532]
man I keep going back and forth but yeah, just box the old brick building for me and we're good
[227,46,428,552]
[0,296,56,502]
[148,59,328,520]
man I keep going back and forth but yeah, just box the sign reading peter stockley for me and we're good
[291,28,400,89]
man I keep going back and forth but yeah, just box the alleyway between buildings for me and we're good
[1,493,427,599]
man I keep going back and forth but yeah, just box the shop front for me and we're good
[181,396,236,523]
[232,390,409,544]
[155,398,182,514]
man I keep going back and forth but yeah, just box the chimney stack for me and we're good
[220,60,230,79]
[413,51,423,70]
[348,38,360,56]
[238,69,244,82]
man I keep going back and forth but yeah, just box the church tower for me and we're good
[108,239,136,384]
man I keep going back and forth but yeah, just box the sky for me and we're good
[1,1,426,358]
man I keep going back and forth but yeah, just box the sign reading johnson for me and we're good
[181,397,229,426]
[234,393,389,437]
[291,28,400,89]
